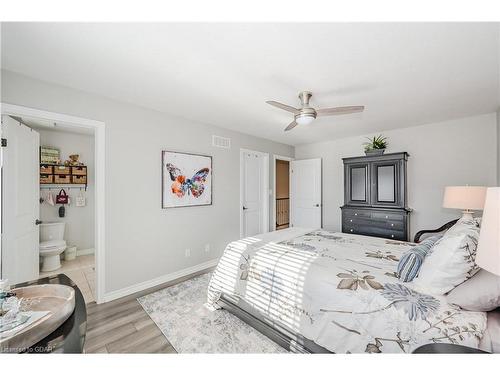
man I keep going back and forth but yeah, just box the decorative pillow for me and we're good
[397,235,441,282]
[446,216,481,236]
[413,219,480,295]
[447,270,500,311]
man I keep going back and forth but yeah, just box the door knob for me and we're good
[35,219,43,225]
[242,206,248,210]
[314,204,320,207]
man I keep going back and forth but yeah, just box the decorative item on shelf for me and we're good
[442,186,487,220]
[64,154,84,166]
[475,187,500,276]
[40,146,61,165]
[363,134,388,155]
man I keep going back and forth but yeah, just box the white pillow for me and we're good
[446,216,481,236]
[447,270,500,311]
[413,219,480,295]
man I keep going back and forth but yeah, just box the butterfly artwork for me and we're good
[162,151,212,208]
[166,163,209,198]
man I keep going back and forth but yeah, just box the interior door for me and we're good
[241,151,264,237]
[1,115,40,284]
[290,158,322,228]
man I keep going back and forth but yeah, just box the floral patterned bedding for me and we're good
[207,228,487,353]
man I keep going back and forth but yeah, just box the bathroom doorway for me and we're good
[0,104,105,303]
[273,155,293,231]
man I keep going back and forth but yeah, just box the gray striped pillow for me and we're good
[397,235,441,282]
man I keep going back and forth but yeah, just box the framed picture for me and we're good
[162,150,212,208]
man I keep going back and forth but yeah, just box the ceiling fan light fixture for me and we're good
[266,90,364,132]
[295,114,315,125]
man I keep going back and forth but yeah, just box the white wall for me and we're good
[38,129,95,251]
[1,70,294,294]
[295,113,497,238]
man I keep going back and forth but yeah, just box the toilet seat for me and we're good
[40,240,66,252]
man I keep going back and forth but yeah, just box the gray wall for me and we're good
[1,70,294,293]
[39,129,95,251]
[497,109,500,185]
[295,113,497,238]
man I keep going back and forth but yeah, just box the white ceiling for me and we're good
[2,23,499,146]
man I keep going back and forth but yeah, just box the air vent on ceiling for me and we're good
[212,135,231,149]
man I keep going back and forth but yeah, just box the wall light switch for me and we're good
[204,244,210,253]
[185,248,191,257]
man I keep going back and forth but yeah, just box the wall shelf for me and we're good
[40,184,87,190]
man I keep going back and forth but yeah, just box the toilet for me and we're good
[39,222,67,272]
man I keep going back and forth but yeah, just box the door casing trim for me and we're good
[272,154,294,231]
[0,102,106,303]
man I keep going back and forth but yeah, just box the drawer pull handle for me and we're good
[354,213,358,216]
[350,219,353,222]
[391,235,395,238]
[350,229,354,232]
[385,215,389,219]
[391,223,394,227]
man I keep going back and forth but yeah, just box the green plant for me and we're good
[363,135,388,151]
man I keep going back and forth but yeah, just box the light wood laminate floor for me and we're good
[84,268,213,353]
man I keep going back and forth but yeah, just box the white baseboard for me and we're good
[100,258,219,304]
[77,248,95,256]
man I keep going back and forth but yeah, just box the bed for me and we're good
[206,227,488,353]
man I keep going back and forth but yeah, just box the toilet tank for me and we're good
[40,222,66,242]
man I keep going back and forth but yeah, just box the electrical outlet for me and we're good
[204,244,210,253]
[185,248,191,257]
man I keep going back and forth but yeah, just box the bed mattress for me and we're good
[207,228,487,353]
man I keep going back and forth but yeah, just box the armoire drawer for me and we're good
[371,211,405,222]
[343,225,406,241]
[341,208,372,219]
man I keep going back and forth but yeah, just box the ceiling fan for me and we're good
[266,91,364,132]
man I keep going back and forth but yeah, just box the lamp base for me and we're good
[461,210,474,220]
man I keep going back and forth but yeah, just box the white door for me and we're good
[1,115,40,284]
[241,150,268,238]
[290,158,322,229]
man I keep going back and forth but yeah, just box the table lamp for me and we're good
[475,187,500,275]
[443,186,487,220]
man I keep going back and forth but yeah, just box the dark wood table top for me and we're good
[12,273,87,353]
[413,343,488,354]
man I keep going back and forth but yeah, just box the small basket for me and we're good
[40,174,54,184]
[54,166,71,175]
[54,174,71,184]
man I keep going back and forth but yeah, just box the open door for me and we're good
[290,158,322,229]
[1,115,40,284]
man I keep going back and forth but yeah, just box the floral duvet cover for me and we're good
[207,228,487,353]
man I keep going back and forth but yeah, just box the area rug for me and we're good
[137,272,286,353]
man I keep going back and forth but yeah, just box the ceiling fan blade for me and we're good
[316,106,365,116]
[266,101,299,114]
[284,121,298,132]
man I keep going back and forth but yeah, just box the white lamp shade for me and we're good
[442,186,487,210]
[476,187,500,275]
